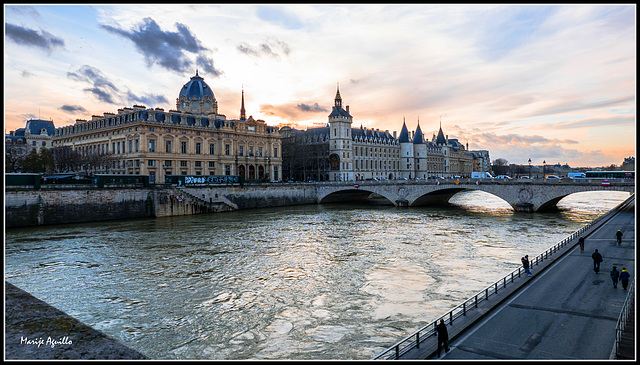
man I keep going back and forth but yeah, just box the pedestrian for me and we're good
[436,319,449,357]
[521,255,532,276]
[591,249,603,273]
[578,237,585,252]
[616,230,623,245]
[610,266,620,288]
[619,268,631,290]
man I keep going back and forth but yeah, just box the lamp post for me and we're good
[528,158,531,179]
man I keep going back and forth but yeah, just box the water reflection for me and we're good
[4,190,630,359]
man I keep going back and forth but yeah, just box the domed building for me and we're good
[47,71,282,183]
[176,70,220,116]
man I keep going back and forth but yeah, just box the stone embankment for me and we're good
[5,282,147,360]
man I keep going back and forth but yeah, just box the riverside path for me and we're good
[437,195,635,360]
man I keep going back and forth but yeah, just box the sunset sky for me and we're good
[4,4,636,167]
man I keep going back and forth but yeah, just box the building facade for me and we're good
[42,72,282,183]
[282,87,475,182]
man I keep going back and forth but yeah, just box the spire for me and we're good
[334,82,342,108]
[240,86,246,121]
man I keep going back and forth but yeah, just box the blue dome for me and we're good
[179,71,214,100]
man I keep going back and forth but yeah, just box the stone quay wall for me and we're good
[5,184,318,228]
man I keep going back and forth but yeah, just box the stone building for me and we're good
[49,71,282,183]
[281,87,475,181]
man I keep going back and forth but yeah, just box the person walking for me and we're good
[578,237,585,252]
[521,255,532,277]
[616,230,623,245]
[619,268,631,290]
[436,319,449,357]
[610,266,620,288]
[591,249,603,273]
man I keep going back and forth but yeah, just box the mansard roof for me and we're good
[25,119,56,136]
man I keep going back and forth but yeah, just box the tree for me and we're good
[491,158,510,176]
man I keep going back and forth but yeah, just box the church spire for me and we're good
[240,86,246,121]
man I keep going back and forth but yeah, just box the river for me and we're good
[4,190,631,359]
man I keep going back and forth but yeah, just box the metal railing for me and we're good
[615,278,635,358]
[373,194,634,360]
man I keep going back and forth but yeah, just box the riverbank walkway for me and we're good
[390,194,635,360]
[4,282,147,360]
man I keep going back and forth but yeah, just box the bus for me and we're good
[585,171,634,179]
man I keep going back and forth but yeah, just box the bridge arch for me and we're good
[317,188,395,205]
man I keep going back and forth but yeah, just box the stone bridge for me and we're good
[315,179,635,212]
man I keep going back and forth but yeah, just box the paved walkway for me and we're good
[4,282,147,360]
[437,195,635,360]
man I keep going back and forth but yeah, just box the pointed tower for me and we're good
[328,84,354,181]
[240,87,246,121]
[399,118,414,179]
[413,120,427,179]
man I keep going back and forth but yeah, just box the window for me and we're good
[166,140,172,153]
[149,139,156,152]
[196,142,201,154]
[181,141,187,154]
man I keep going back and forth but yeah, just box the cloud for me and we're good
[5,23,64,52]
[297,103,327,112]
[261,101,329,120]
[237,38,291,59]
[196,54,222,77]
[67,65,167,106]
[60,105,87,114]
[67,65,120,104]
[101,17,222,75]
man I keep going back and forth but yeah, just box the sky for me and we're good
[4,4,636,168]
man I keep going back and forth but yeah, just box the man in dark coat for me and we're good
[616,230,623,245]
[436,319,449,357]
[592,249,603,273]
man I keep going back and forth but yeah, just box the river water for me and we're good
[4,190,631,360]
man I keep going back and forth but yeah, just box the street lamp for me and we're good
[528,158,531,178]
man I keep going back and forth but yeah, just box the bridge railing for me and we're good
[373,194,634,360]
[615,277,635,358]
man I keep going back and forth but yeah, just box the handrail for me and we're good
[373,194,634,360]
[615,277,635,358]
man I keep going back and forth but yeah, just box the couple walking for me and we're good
[521,255,532,277]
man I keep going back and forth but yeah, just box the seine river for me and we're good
[4,190,631,360]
